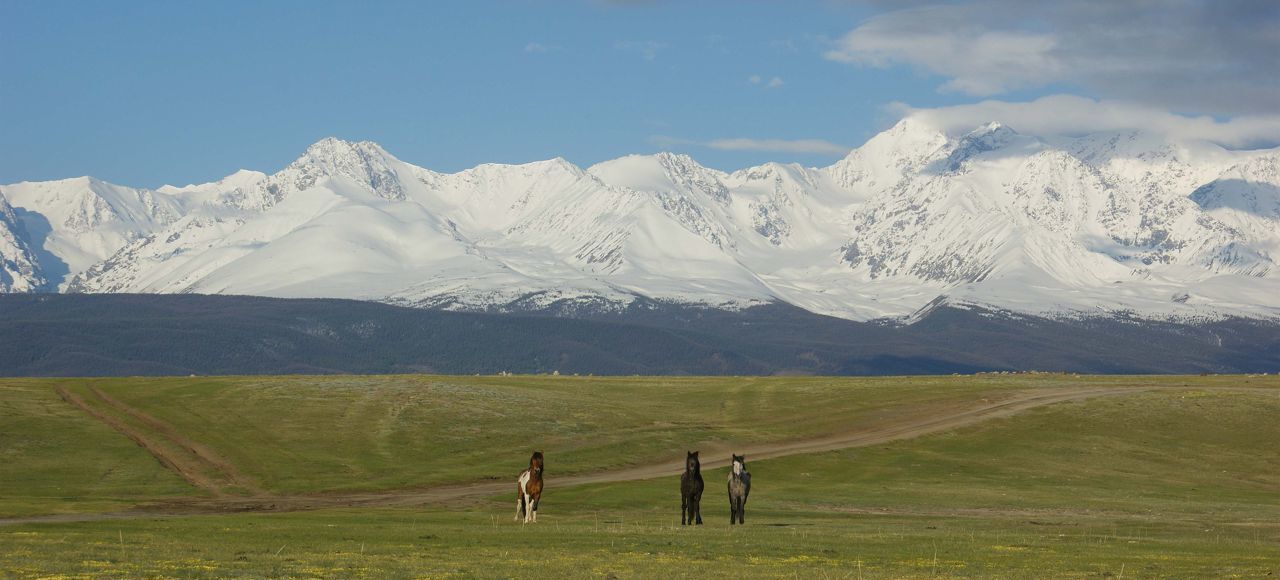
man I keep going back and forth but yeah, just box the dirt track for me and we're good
[0,384,1161,527]
[53,386,254,495]
[86,386,258,493]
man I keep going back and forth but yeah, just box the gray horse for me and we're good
[727,454,751,525]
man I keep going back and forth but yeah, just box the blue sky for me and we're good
[2,1,1275,187]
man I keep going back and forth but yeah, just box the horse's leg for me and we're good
[523,492,534,523]
[737,499,745,525]
[531,494,539,523]
[693,495,703,525]
[681,493,688,525]
[515,492,524,522]
[729,495,736,525]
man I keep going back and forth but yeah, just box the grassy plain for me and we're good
[1,374,1277,577]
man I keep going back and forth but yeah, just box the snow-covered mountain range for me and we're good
[3,117,1278,322]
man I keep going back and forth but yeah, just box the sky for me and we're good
[1,0,1277,188]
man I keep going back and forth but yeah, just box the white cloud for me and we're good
[650,135,850,156]
[706,138,849,155]
[748,75,785,89]
[893,95,1280,149]
[524,42,551,53]
[826,6,1059,96]
[614,40,666,61]
[825,1,1280,115]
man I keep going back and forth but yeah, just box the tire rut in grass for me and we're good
[53,385,259,496]
[85,386,259,494]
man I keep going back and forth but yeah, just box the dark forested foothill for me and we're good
[0,294,1276,377]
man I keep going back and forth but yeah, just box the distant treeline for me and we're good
[0,294,1276,376]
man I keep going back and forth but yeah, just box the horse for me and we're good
[727,453,751,525]
[514,451,544,524]
[680,451,704,525]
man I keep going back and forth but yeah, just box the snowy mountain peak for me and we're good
[961,121,1017,141]
[0,176,184,290]
[523,156,585,176]
[1063,129,1198,166]
[292,137,400,172]
[730,161,804,183]
[264,137,408,202]
[652,151,711,171]
[828,118,949,190]
[589,152,730,205]
[300,136,389,160]
[157,169,267,195]
[1191,151,1280,220]
[942,122,1028,171]
[456,157,595,195]
[590,151,715,176]
[226,168,269,182]
[0,191,46,292]
[882,116,942,138]
[5,123,1280,322]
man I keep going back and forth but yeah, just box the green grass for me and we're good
[758,389,1280,516]
[51,374,1047,493]
[1,374,1278,577]
[0,380,194,517]
[2,507,1274,578]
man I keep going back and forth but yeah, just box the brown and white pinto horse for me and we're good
[514,451,544,523]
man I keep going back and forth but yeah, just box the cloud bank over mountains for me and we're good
[891,96,1280,150]
[827,0,1280,116]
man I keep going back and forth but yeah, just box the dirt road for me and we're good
[0,384,1157,526]
[54,385,255,495]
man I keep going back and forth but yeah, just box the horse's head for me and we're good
[731,454,745,476]
[686,451,700,473]
[530,451,544,475]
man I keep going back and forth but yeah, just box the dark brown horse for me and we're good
[515,451,544,523]
[727,453,751,525]
[680,451,704,525]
